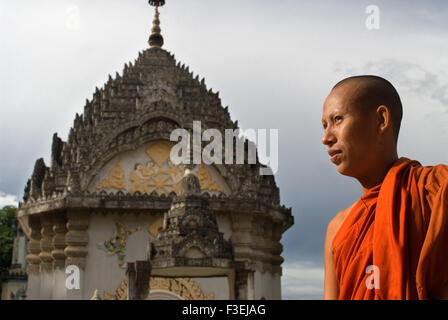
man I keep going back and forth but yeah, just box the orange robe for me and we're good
[332,158,448,299]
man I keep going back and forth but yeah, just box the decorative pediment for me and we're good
[89,140,229,196]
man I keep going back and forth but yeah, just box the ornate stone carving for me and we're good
[51,133,63,168]
[39,215,55,273]
[29,158,47,200]
[94,141,224,196]
[105,277,214,300]
[129,159,182,195]
[97,222,142,268]
[26,216,41,274]
[150,171,233,269]
[96,159,126,191]
[64,211,89,269]
[197,164,222,192]
[178,168,201,196]
[148,217,164,237]
[151,277,215,300]
[52,214,67,270]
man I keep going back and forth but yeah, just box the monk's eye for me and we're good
[322,122,327,130]
[334,115,343,122]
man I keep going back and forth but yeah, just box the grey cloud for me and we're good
[282,261,324,300]
[334,59,448,107]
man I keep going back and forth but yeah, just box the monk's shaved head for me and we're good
[332,75,403,141]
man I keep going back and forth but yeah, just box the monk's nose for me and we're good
[322,128,336,146]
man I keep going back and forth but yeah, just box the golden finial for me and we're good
[148,0,165,48]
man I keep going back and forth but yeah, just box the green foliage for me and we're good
[0,206,16,295]
[0,206,16,273]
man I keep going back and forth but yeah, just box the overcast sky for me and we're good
[1,0,447,299]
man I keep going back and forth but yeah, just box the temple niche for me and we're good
[16,1,293,300]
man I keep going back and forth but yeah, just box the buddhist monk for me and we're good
[322,75,448,300]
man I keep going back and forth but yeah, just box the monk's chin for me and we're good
[336,164,354,177]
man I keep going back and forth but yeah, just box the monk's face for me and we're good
[321,84,380,178]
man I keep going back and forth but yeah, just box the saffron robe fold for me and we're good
[332,158,448,299]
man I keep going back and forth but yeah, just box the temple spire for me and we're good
[148,1,165,48]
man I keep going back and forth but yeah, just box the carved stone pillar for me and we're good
[64,210,89,300]
[26,215,41,299]
[230,213,253,260]
[234,262,249,300]
[52,214,67,299]
[39,215,55,272]
[231,213,253,300]
[52,214,67,270]
[270,224,284,275]
[39,214,55,299]
[64,211,89,268]
[231,213,282,300]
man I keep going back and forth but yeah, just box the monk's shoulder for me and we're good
[425,163,448,185]
[415,163,448,193]
[326,206,352,244]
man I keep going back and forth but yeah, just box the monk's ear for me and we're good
[376,105,390,134]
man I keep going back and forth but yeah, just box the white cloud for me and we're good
[0,192,18,208]
[282,261,324,300]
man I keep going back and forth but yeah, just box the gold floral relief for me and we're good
[129,160,183,195]
[96,140,224,195]
[197,164,222,192]
[148,217,164,237]
[96,159,126,190]
[145,141,171,167]
[173,277,215,300]
[129,141,184,195]
[105,277,215,300]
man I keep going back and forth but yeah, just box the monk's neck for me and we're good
[359,156,399,194]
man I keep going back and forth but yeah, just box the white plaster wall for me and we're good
[254,271,282,300]
[39,271,53,299]
[84,212,162,299]
[25,274,40,300]
[52,269,66,300]
[194,276,229,300]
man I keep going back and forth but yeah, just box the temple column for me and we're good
[64,210,89,300]
[271,224,284,299]
[52,214,68,299]
[25,215,41,299]
[231,213,254,300]
[247,270,255,300]
[39,214,55,299]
